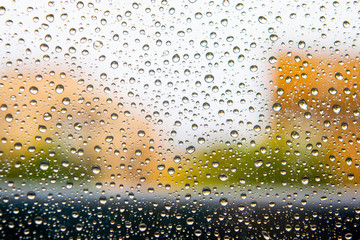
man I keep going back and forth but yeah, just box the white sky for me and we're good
[1,0,359,151]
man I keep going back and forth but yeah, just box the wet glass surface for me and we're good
[0,1,359,239]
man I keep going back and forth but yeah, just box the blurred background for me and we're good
[0,1,359,238]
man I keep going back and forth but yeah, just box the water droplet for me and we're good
[27,191,36,200]
[105,136,113,142]
[347,173,355,181]
[343,21,350,28]
[345,233,353,239]
[194,229,202,237]
[14,142,22,150]
[250,65,258,72]
[38,125,47,133]
[272,103,282,112]
[40,43,49,52]
[235,3,244,10]
[167,167,175,175]
[219,197,228,206]
[202,187,211,196]
[172,54,180,63]
[94,145,102,152]
[258,16,267,24]
[139,223,147,232]
[186,217,194,225]
[291,131,300,139]
[262,231,271,240]
[39,161,49,170]
[219,173,228,181]
[186,146,196,154]
[173,155,181,163]
[221,19,228,26]
[76,1,84,9]
[5,113,13,122]
[29,86,39,95]
[238,54,245,62]
[93,41,103,50]
[230,130,238,137]
[332,104,341,114]
[34,216,43,225]
[298,99,308,110]
[335,72,343,80]
[0,6,6,15]
[301,176,309,185]
[270,34,278,41]
[298,40,306,49]
[55,84,64,94]
[157,164,165,171]
[268,56,277,64]
[74,123,82,131]
[92,165,101,174]
[99,196,107,204]
[328,87,337,95]
[204,74,214,83]
[111,61,118,69]
[46,14,54,23]
[206,52,214,60]
[254,159,263,167]
[253,125,261,132]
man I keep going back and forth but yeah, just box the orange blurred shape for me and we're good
[0,70,170,190]
[270,51,360,182]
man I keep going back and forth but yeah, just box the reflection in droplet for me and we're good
[272,103,282,112]
[202,187,211,196]
[332,104,341,114]
[204,74,214,83]
[39,161,49,170]
[27,191,36,200]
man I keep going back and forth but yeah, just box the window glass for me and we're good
[0,0,359,239]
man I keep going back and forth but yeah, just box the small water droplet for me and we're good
[230,130,238,137]
[139,223,147,232]
[186,146,196,154]
[250,65,258,72]
[93,41,103,50]
[111,61,118,69]
[258,16,267,24]
[173,156,181,163]
[27,191,36,200]
[268,56,277,64]
[172,54,180,63]
[298,99,308,110]
[219,173,228,181]
[202,187,211,196]
[301,176,309,185]
[343,21,350,28]
[39,161,49,170]
[0,6,6,15]
[5,113,13,122]
[92,165,101,174]
[332,104,341,114]
[219,197,228,206]
[254,159,263,167]
[272,103,282,112]
[291,131,300,139]
[298,40,306,49]
[204,74,214,83]
[55,84,64,93]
